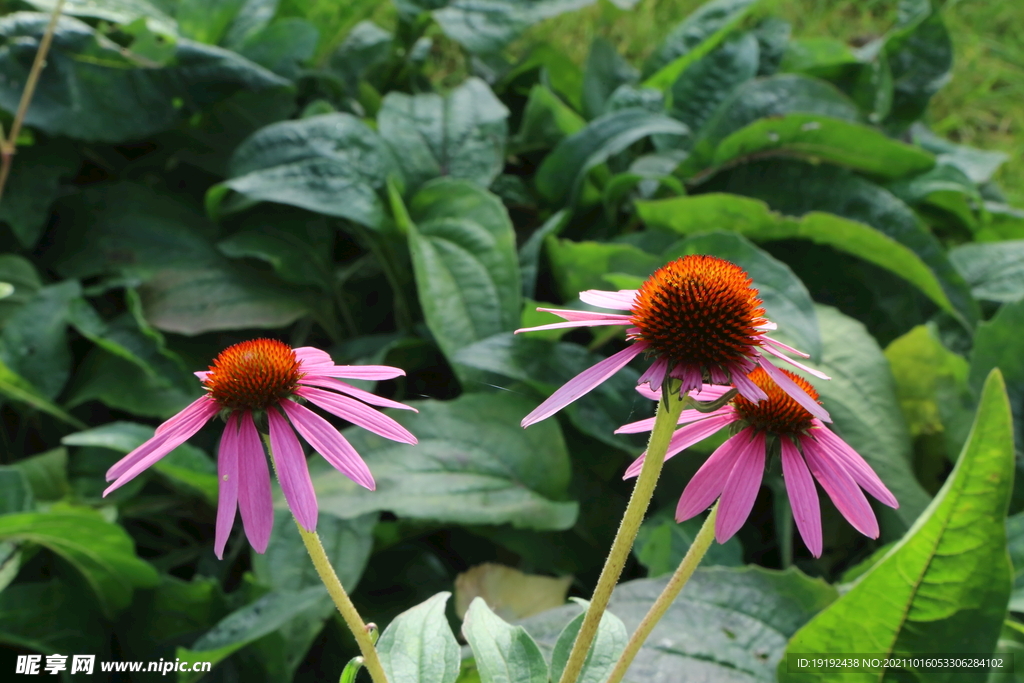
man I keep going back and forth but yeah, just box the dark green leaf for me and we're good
[10,448,70,502]
[24,0,177,36]
[550,600,627,683]
[309,392,578,530]
[634,508,742,575]
[781,369,1014,683]
[511,85,587,155]
[883,6,952,129]
[780,37,860,77]
[462,597,548,683]
[951,241,1024,303]
[65,350,198,419]
[432,0,596,55]
[970,300,1024,457]
[177,0,246,44]
[238,18,319,79]
[0,467,33,514]
[669,31,759,135]
[0,580,107,657]
[582,37,638,120]
[378,78,509,192]
[0,255,41,328]
[378,592,460,683]
[0,141,78,249]
[0,357,85,427]
[519,210,570,300]
[218,221,333,287]
[887,161,981,231]
[0,280,78,400]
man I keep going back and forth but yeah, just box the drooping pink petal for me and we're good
[762,336,810,359]
[514,318,633,333]
[676,428,756,522]
[579,289,638,310]
[267,408,319,531]
[214,414,241,559]
[296,386,416,444]
[637,357,669,390]
[635,383,661,401]
[782,437,822,557]
[279,400,376,490]
[236,411,273,553]
[715,430,767,543]
[615,406,731,435]
[535,308,633,323]
[729,365,769,403]
[104,397,219,494]
[669,363,703,395]
[154,394,218,436]
[761,343,830,380]
[810,424,898,508]
[522,342,648,427]
[757,357,832,423]
[293,346,335,368]
[297,376,417,412]
[624,410,738,479]
[802,437,879,538]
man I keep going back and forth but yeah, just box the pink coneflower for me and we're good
[516,255,830,427]
[103,339,417,558]
[618,367,897,557]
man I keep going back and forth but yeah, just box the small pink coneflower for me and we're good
[103,339,417,558]
[619,367,898,557]
[516,255,830,427]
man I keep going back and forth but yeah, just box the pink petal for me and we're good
[515,318,632,334]
[782,438,822,558]
[676,427,755,522]
[236,412,273,554]
[214,415,241,559]
[298,376,417,412]
[307,365,406,381]
[635,383,661,401]
[194,370,210,381]
[714,430,767,543]
[579,289,638,310]
[761,343,830,380]
[729,365,769,403]
[297,386,416,444]
[810,424,898,508]
[669,363,703,395]
[756,320,778,331]
[637,357,669,390]
[624,410,736,479]
[293,347,334,367]
[802,438,879,538]
[757,357,832,423]
[536,308,633,323]
[615,406,730,435]
[154,395,218,436]
[521,342,648,427]
[279,400,375,490]
[104,398,218,494]
[268,408,319,531]
[762,335,810,359]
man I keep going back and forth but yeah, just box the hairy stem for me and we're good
[605,502,719,683]
[556,387,685,683]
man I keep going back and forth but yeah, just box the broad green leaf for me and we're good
[535,108,689,206]
[177,0,245,44]
[643,0,760,91]
[951,241,1024,304]
[523,567,837,681]
[462,598,548,683]
[0,141,78,249]
[209,113,398,228]
[378,592,461,683]
[511,85,587,155]
[0,357,85,428]
[912,123,1007,184]
[0,14,289,143]
[0,509,158,617]
[218,220,333,287]
[636,190,962,325]
[634,508,742,576]
[545,237,659,297]
[979,203,1024,243]
[0,580,107,657]
[406,179,521,366]
[176,586,326,683]
[0,255,41,327]
[378,78,509,192]
[970,300,1024,457]
[550,600,627,683]
[668,31,759,135]
[237,18,318,79]
[0,280,78,399]
[118,575,227,656]
[310,392,577,530]
[888,161,982,231]
[582,37,638,120]
[779,37,860,77]
[10,448,71,502]
[24,0,177,35]
[883,4,952,129]
[66,302,186,380]
[432,0,596,55]
[695,113,935,180]
[781,369,1014,682]
[0,467,33,514]
[329,20,392,93]
[498,42,584,111]
[65,350,197,419]
[799,306,931,531]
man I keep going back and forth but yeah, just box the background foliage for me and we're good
[0,0,1021,680]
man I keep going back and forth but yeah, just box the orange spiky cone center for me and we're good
[732,367,819,434]
[629,255,766,368]
[203,339,302,411]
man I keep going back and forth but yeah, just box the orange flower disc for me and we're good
[732,366,819,434]
[204,339,303,410]
[630,255,766,368]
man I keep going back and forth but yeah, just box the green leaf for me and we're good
[523,567,837,680]
[0,580,107,656]
[0,280,79,400]
[545,237,659,298]
[519,210,570,300]
[65,350,198,419]
[1007,512,1024,611]
[218,221,333,288]
[432,0,597,55]
[23,0,177,36]
[912,123,1007,184]
[0,509,158,617]
[581,37,638,120]
[119,574,227,654]
[236,18,318,79]
[888,161,982,231]
[511,85,587,155]
[883,4,952,129]
[462,597,548,683]
[378,78,509,192]
[535,108,689,206]
[643,0,760,91]
[176,586,326,683]
[550,600,627,683]
[0,141,78,249]
[0,255,41,328]
[10,448,71,502]
[970,300,1024,457]
[781,369,1014,682]
[637,187,967,326]
[0,467,33,514]
[406,179,521,366]
[378,592,461,683]
[634,508,742,576]
[0,357,85,428]
[177,0,246,44]
[309,392,578,530]
[951,241,1024,304]
[0,14,290,143]
[693,113,935,180]
[210,113,398,228]
[779,37,860,77]
[668,31,759,135]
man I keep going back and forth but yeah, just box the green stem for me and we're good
[556,387,685,683]
[605,502,719,683]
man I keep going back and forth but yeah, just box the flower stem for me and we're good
[556,388,685,683]
[604,502,719,683]
[296,523,390,683]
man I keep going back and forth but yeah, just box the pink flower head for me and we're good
[103,339,417,558]
[619,367,897,557]
[515,255,831,428]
